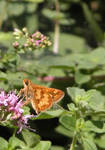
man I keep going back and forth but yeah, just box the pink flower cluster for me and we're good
[13,28,51,52]
[0,90,33,133]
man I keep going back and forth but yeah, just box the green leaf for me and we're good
[50,33,86,54]
[86,90,105,111]
[0,1,7,21]
[34,141,51,150]
[23,106,31,116]
[55,125,74,138]
[67,87,85,103]
[0,137,8,150]
[6,72,25,87]
[42,9,65,20]
[8,3,25,16]
[0,71,7,80]
[26,3,37,13]
[22,129,40,147]
[26,15,38,33]
[95,135,105,149]
[39,54,75,68]
[85,121,105,133]
[59,114,76,131]
[0,32,13,47]
[67,103,77,112]
[34,109,64,120]
[82,137,97,150]
[72,53,97,69]
[75,70,91,84]
[51,145,65,150]
[8,136,26,149]
[89,47,105,65]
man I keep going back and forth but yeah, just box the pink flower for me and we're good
[0,90,34,133]
[35,40,41,46]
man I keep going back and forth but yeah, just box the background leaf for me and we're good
[0,137,8,150]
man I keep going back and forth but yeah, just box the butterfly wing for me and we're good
[46,87,64,103]
[28,82,64,114]
[31,87,53,114]
[31,83,64,103]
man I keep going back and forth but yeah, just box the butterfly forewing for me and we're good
[21,79,65,114]
[46,88,64,102]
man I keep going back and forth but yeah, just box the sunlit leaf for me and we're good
[0,137,8,150]
[59,114,76,131]
[34,109,65,120]
[82,137,97,150]
[34,141,51,150]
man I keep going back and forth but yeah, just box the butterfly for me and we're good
[19,79,64,114]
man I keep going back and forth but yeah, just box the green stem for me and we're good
[53,0,60,54]
[13,128,17,137]
[70,133,77,150]
[53,22,60,54]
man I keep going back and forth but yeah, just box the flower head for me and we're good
[0,90,34,133]
[13,28,52,52]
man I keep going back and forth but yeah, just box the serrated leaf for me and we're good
[59,114,76,131]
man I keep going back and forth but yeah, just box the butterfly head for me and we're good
[23,79,31,87]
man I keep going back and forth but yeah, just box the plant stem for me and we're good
[13,128,17,137]
[69,133,77,150]
[53,22,60,54]
[53,0,60,54]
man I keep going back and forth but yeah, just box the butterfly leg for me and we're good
[23,98,31,106]
[18,88,25,96]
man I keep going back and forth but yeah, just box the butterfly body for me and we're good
[19,79,64,114]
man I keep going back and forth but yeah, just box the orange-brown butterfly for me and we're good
[19,79,64,114]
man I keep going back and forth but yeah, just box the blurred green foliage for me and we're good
[0,0,105,150]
